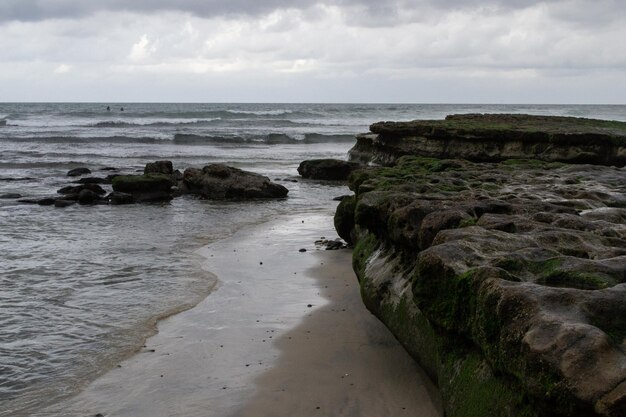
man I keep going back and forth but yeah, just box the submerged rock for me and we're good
[58,184,106,196]
[181,164,288,199]
[0,193,22,199]
[67,167,91,177]
[297,159,361,180]
[337,155,626,417]
[18,197,57,206]
[54,199,75,208]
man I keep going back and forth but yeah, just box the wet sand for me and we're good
[39,213,442,417]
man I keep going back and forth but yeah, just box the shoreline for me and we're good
[231,247,442,417]
[37,211,442,417]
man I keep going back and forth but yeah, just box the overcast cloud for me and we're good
[0,0,624,102]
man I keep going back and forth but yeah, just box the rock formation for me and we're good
[19,161,291,207]
[181,164,288,199]
[336,115,626,417]
[349,114,626,167]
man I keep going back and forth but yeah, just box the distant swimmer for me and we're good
[106,106,110,111]
[120,107,124,112]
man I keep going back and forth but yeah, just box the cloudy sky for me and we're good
[0,0,624,103]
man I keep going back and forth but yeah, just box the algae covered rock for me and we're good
[339,155,626,417]
[181,164,288,199]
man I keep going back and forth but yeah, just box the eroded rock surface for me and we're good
[349,114,626,167]
[336,156,626,417]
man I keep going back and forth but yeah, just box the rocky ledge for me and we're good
[335,116,626,417]
[349,114,626,167]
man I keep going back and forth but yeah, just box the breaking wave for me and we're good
[0,133,355,145]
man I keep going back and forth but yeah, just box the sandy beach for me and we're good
[37,212,442,417]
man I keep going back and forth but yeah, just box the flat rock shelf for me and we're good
[350,113,626,167]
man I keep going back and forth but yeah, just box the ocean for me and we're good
[1,103,626,415]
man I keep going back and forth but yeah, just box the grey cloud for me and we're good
[1,0,622,29]
[0,0,559,22]
[4,0,278,21]
[0,0,311,21]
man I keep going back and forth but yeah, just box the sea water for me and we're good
[1,103,626,415]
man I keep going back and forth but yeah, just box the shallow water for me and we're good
[1,103,626,415]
